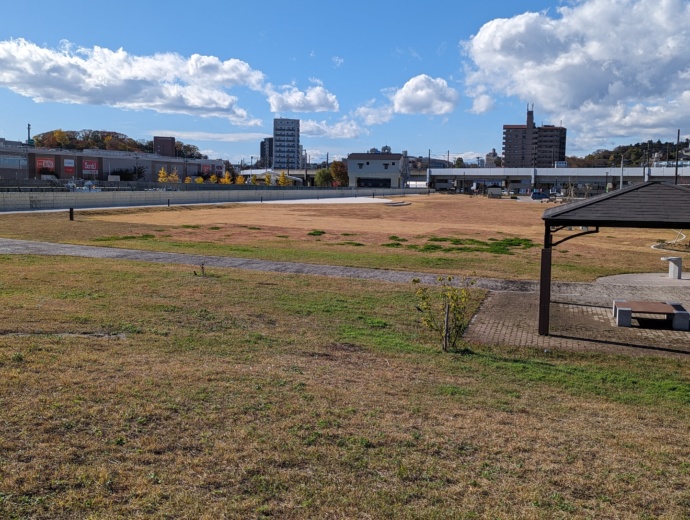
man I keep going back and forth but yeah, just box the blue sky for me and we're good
[1,0,689,164]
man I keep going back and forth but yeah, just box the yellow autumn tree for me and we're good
[195,176,204,184]
[278,172,291,186]
[220,171,232,184]
[168,168,180,183]
[264,173,272,185]
[184,176,192,183]
[236,174,246,185]
[250,175,259,185]
[158,167,169,183]
[209,174,219,184]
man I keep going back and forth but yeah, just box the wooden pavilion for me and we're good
[539,181,690,335]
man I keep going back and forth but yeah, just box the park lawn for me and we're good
[0,255,688,518]
[0,194,681,282]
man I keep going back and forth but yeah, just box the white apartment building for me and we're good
[273,118,300,170]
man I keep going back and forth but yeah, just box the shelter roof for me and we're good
[542,181,690,229]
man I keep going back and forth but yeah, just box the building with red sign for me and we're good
[18,149,223,182]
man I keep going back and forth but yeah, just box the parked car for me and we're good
[531,191,550,200]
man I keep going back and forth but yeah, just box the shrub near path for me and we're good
[0,256,688,518]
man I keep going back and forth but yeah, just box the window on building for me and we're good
[358,163,363,169]
[383,164,389,169]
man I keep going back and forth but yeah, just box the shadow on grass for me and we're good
[547,333,690,356]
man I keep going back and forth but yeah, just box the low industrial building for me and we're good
[346,146,410,188]
[426,165,690,195]
[0,141,224,183]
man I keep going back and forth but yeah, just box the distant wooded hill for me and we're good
[33,129,208,159]
[566,139,690,167]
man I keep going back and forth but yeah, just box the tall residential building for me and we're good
[502,106,566,168]
[273,118,300,170]
[260,137,273,168]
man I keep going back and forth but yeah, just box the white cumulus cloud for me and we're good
[154,130,271,143]
[0,38,266,125]
[354,101,395,125]
[0,38,343,126]
[266,84,339,113]
[301,118,363,139]
[390,74,459,115]
[463,0,690,150]
[353,74,459,127]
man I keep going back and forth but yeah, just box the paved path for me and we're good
[0,238,540,290]
[1,238,688,357]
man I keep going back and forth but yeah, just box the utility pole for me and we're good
[428,149,431,188]
[675,129,680,185]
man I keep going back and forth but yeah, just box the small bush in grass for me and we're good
[414,276,474,353]
[308,230,326,236]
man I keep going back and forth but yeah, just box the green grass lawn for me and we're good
[0,255,688,518]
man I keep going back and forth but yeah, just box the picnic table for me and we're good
[612,300,690,331]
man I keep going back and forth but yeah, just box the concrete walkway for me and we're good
[0,238,539,290]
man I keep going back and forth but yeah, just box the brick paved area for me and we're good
[465,276,690,357]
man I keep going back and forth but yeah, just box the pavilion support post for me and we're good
[538,249,552,335]
[538,224,553,336]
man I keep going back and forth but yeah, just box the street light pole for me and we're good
[675,129,680,185]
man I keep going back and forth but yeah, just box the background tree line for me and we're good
[33,129,208,160]
[565,139,690,168]
[314,160,348,186]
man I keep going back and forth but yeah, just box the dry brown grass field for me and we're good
[0,194,682,281]
[0,194,688,518]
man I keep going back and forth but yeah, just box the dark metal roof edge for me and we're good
[543,218,690,229]
[542,181,690,221]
